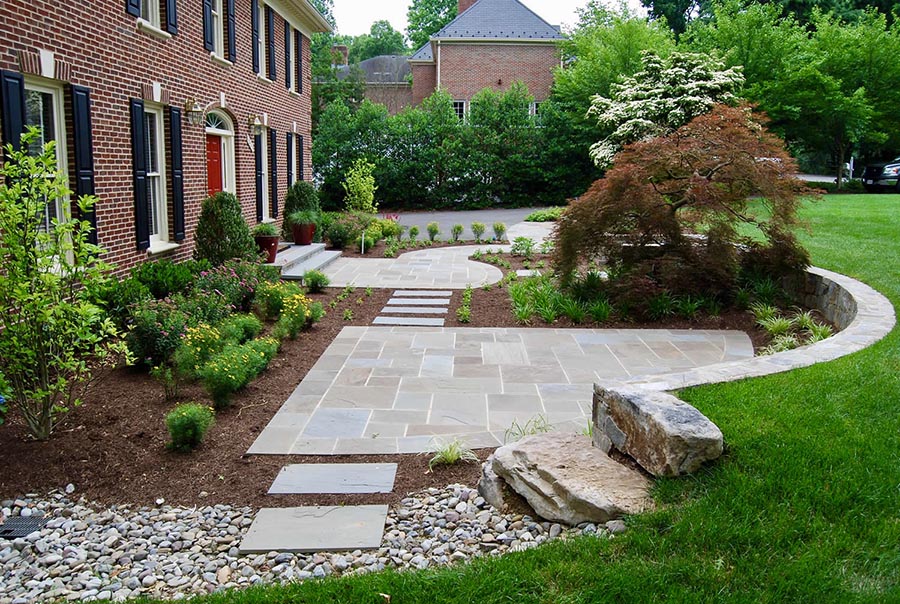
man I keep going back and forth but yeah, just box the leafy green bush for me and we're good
[325,218,355,249]
[92,277,153,330]
[131,260,196,299]
[426,222,440,241]
[304,270,330,293]
[343,158,378,214]
[524,207,566,222]
[451,224,464,242]
[511,237,536,259]
[255,281,304,319]
[588,299,614,323]
[0,130,128,440]
[408,225,420,241]
[275,294,325,339]
[193,261,260,312]
[166,403,215,452]
[170,291,232,326]
[471,222,486,242]
[199,338,280,409]
[376,218,403,239]
[283,181,321,237]
[193,192,257,266]
[173,323,225,378]
[217,314,262,345]
[492,222,507,241]
[126,299,190,367]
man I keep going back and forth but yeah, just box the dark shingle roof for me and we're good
[335,55,412,83]
[409,43,433,62]
[433,0,563,40]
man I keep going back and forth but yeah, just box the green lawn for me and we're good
[162,195,900,603]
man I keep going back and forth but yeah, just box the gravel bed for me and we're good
[0,485,623,603]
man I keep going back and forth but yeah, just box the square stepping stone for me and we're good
[379,306,448,315]
[268,463,397,494]
[393,290,454,297]
[386,298,449,306]
[374,316,445,326]
[239,506,388,553]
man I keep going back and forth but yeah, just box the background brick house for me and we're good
[335,55,413,116]
[408,0,563,115]
[0,0,329,273]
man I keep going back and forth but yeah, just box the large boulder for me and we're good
[592,385,723,477]
[484,433,653,526]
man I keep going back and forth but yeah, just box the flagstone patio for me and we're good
[248,326,753,456]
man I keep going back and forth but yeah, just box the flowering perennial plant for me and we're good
[198,338,280,409]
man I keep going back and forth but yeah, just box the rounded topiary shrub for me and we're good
[166,402,215,452]
[194,192,257,266]
[283,181,321,237]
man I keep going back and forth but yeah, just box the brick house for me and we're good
[408,0,563,116]
[335,55,413,116]
[0,0,329,273]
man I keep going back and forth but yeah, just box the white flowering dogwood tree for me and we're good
[588,51,744,167]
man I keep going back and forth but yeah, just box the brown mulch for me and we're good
[0,287,483,509]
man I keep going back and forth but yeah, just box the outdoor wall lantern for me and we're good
[248,114,264,136]
[184,98,215,126]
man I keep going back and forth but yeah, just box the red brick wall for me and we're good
[0,0,315,275]
[365,85,413,116]
[438,42,559,102]
[411,63,437,105]
[458,0,478,14]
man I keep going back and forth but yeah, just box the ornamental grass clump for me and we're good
[166,403,215,452]
[199,338,280,409]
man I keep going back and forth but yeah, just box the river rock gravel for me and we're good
[0,485,619,603]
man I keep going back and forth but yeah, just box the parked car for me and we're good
[861,156,900,192]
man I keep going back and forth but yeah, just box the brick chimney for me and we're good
[331,45,349,66]
[458,0,477,14]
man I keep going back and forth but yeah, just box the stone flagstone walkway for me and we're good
[373,290,453,327]
[248,326,753,456]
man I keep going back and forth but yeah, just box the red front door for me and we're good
[206,134,223,197]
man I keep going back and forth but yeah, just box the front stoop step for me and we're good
[266,243,325,270]
[281,250,342,281]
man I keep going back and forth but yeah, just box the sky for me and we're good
[332,0,645,38]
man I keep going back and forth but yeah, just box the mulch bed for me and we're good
[0,251,782,509]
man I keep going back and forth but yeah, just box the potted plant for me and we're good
[288,210,318,245]
[251,223,280,263]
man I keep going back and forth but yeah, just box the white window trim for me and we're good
[137,18,172,40]
[205,112,236,195]
[257,1,268,78]
[211,0,225,58]
[140,0,161,28]
[260,127,270,221]
[24,78,69,230]
[452,100,467,121]
[288,25,297,93]
[144,104,169,250]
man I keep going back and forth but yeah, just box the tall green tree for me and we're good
[407,0,457,50]
[349,20,408,63]
[640,0,713,36]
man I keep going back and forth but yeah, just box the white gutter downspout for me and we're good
[436,40,441,88]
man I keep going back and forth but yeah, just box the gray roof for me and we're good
[410,43,433,62]
[434,0,563,41]
[336,55,411,83]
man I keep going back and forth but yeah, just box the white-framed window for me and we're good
[140,0,161,29]
[205,111,236,194]
[257,1,268,77]
[210,0,224,57]
[23,79,68,232]
[287,25,297,92]
[260,128,270,220]
[529,102,541,116]
[143,105,168,245]
[452,100,466,121]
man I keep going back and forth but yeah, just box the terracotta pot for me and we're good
[292,222,316,246]
[254,235,280,263]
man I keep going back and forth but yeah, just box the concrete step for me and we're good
[267,243,326,272]
[373,316,446,327]
[385,297,450,306]
[379,307,448,315]
[392,290,455,297]
[281,250,342,281]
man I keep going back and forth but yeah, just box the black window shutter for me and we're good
[266,6,276,80]
[70,85,98,244]
[284,21,292,90]
[286,132,294,186]
[129,99,150,251]
[251,0,259,74]
[202,0,213,50]
[254,133,263,221]
[0,70,25,152]
[165,0,178,34]
[295,31,303,94]
[298,135,304,181]
[269,128,278,218]
[226,0,236,62]
[125,0,141,18]
[169,106,185,241]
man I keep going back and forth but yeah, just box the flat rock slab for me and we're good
[373,317,445,326]
[393,290,454,297]
[239,506,388,553]
[386,298,450,306]
[487,433,653,526]
[268,463,398,494]
[379,306,448,315]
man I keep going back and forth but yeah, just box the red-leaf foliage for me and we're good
[554,104,818,304]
